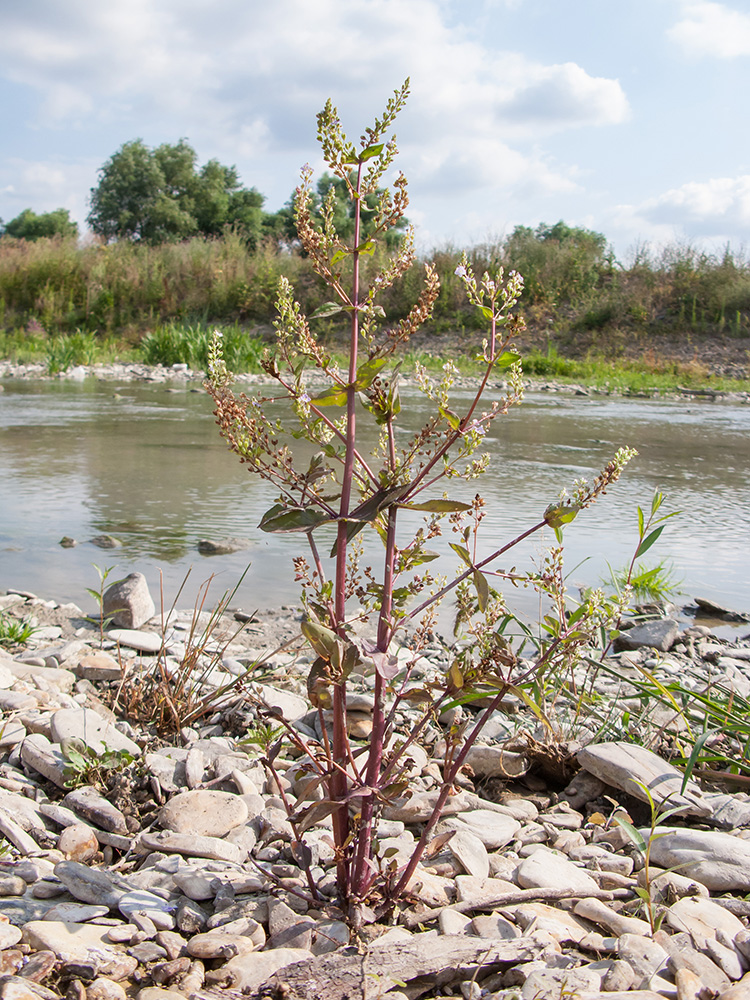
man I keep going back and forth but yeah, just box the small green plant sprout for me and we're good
[206,81,636,924]
[84,563,126,647]
[622,492,680,596]
[607,560,681,605]
[0,613,38,649]
[60,737,136,790]
[613,778,693,933]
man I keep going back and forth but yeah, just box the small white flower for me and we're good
[299,391,311,404]
[454,265,467,278]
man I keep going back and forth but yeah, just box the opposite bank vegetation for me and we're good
[1,227,750,393]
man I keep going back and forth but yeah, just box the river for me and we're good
[1,377,748,632]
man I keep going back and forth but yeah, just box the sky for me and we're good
[1,0,749,260]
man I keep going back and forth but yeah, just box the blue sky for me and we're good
[1,0,749,259]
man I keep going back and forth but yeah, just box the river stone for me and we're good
[664,895,745,943]
[615,618,680,651]
[186,930,256,959]
[102,572,155,629]
[617,933,670,984]
[107,629,162,653]
[437,810,521,850]
[197,537,252,555]
[87,980,128,1000]
[0,722,25,749]
[20,734,68,787]
[0,926,22,949]
[90,535,122,549]
[573,897,651,937]
[509,902,593,944]
[63,786,129,834]
[22,921,136,979]
[58,824,99,862]
[515,848,600,892]
[42,902,109,923]
[448,829,489,879]
[139,830,242,864]
[461,744,528,778]
[75,651,123,682]
[0,898,61,926]
[53,860,130,908]
[252,684,308,723]
[211,947,313,991]
[647,828,750,891]
[0,875,25,898]
[51,708,141,757]
[5,660,75,692]
[577,741,711,817]
[521,966,602,999]
[158,789,248,837]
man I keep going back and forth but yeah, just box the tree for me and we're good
[2,208,78,240]
[87,139,267,245]
[503,220,611,304]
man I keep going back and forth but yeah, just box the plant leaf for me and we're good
[400,499,472,513]
[474,570,489,612]
[359,142,385,161]
[449,543,472,568]
[635,525,664,559]
[259,504,330,534]
[311,385,349,407]
[310,301,344,319]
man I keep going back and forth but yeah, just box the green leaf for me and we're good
[310,301,344,319]
[259,504,330,534]
[331,249,349,266]
[635,525,664,559]
[543,501,581,530]
[494,350,522,368]
[680,729,716,793]
[400,499,472,513]
[355,356,388,390]
[637,505,645,537]
[359,142,385,161]
[478,305,494,322]
[439,406,461,431]
[474,570,489,612]
[311,385,349,407]
[301,620,340,661]
[613,815,647,854]
[449,543,472,568]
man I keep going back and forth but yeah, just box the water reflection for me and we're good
[1,379,748,625]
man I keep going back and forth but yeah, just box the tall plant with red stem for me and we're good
[206,80,635,924]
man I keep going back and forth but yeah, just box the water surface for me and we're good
[1,378,748,629]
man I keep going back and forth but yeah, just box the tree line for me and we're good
[0,138,408,249]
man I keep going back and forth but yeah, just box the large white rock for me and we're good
[23,921,137,979]
[664,895,745,943]
[159,789,249,838]
[437,809,520,850]
[102,572,155,629]
[51,707,140,757]
[515,847,600,892]
[647,828,750,891]
[577,741,711,817]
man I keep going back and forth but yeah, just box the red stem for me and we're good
[330,161,365,899]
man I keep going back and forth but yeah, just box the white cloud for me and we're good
[668,1,750,58]
[620,174,750,241]
[0,0,629,213]
[0,158,95,226]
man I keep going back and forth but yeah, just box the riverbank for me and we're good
[2,358,749,403]
[0,582,749,998]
